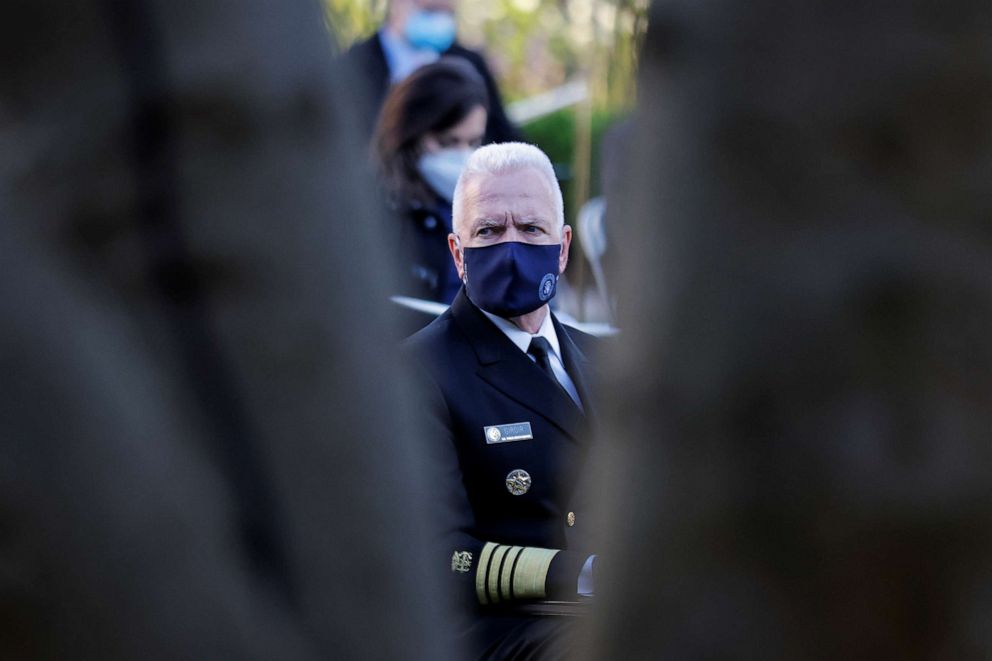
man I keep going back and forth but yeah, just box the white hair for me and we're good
[452,142,565,234]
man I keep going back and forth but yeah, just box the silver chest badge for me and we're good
[505,469,532,496]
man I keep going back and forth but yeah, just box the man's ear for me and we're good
[448,233,465,280]
[558,225,572,274]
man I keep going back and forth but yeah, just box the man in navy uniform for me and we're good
[405,142,598,659]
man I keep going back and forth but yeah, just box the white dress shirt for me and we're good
[480,308,583,410]
[378,28,441,82]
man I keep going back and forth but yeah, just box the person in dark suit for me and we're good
[373,57,489,306]
[339,0,520,144]
[405,142,598,660]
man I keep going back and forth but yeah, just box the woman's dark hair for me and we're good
[373,56,490,208]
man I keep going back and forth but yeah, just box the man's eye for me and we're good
[524,225,540,233]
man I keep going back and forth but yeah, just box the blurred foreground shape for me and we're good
[583,0,992,659]
[0,1,449,659]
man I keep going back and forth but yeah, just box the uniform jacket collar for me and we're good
[449,289,595,443]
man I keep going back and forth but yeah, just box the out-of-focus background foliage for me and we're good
[324,0,649,212]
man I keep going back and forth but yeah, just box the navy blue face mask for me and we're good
[462,241,561,317]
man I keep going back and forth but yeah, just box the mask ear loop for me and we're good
[454,235,468,284]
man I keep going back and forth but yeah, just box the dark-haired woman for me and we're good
[373,57,489,304]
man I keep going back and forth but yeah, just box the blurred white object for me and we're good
[507,79,589,125]
[390,296,448,318]
[576,196,613,322]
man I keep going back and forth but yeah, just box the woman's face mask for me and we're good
[417,147,474,202]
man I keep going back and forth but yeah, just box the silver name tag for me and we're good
[484,422,533,444]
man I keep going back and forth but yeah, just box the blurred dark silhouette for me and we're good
[0,1,451,659]
[582,0,992,659]
[373,57,489,307]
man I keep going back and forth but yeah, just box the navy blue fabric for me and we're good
[403,290,601,658]
[464,242,560,317]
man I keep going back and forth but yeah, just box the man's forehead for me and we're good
[466,193,555,223]
[473,187,546,206]
[456,166,559,235]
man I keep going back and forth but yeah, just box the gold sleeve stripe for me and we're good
[510,547,559,600]
[499,546,523,601]
[486,544,511,604]
[475,542,498,605]
[474,542,559,604]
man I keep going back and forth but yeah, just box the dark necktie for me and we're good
[527,336,570,397]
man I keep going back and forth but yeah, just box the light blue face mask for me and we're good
[417,147,473,201]
[404,9,457,53]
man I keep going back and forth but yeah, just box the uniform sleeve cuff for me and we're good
[544,549,590,600]
[577,554,596,596]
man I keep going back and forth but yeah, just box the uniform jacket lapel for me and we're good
[552,315,598,426]
[450,290,590,443]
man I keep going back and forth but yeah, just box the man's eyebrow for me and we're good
[471,217,506,228]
